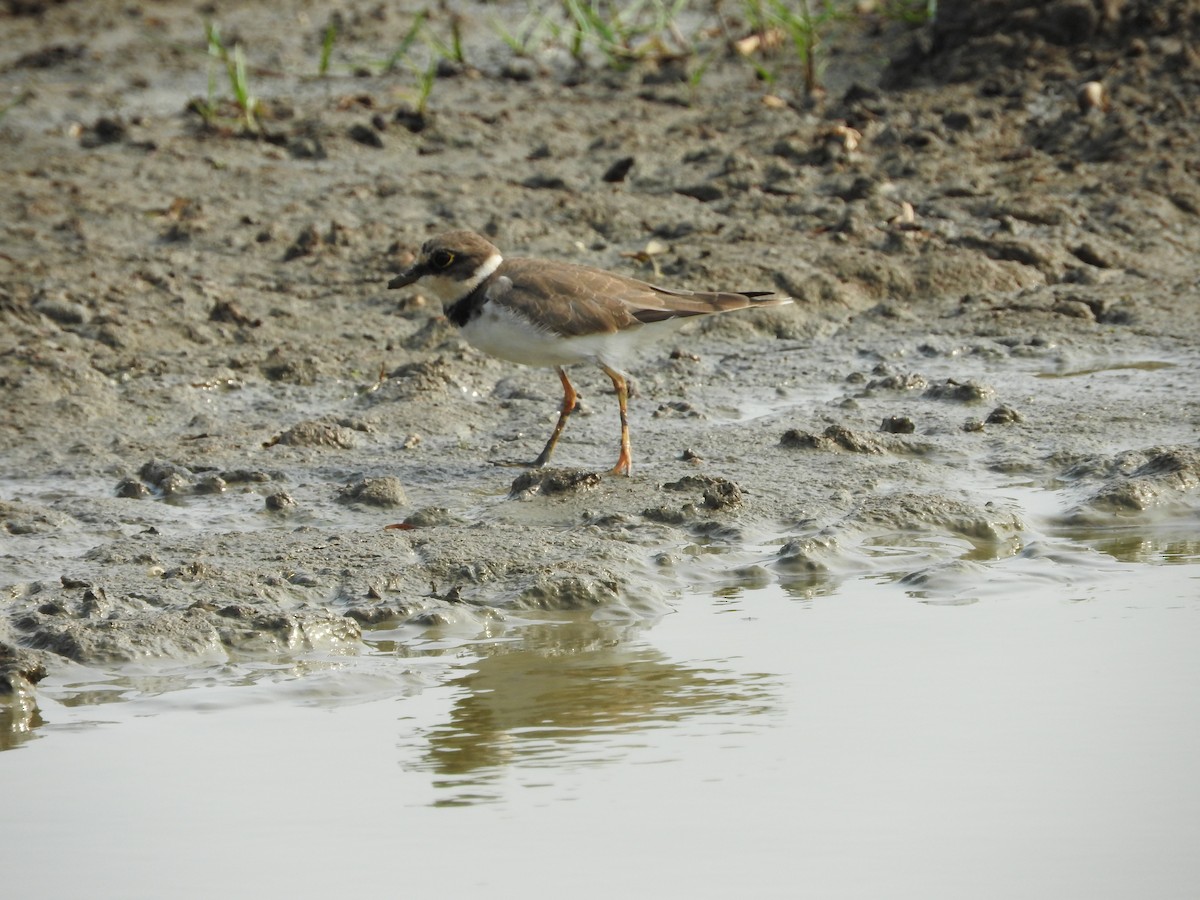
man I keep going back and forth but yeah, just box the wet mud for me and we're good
[2,0,1199,737]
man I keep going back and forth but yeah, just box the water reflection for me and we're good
[391,618,778,806]
[36,656,372,711]
[1055,529,1200,565]
[0,651,435,750]
[0,683,43,751]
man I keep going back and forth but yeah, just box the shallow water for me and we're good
[4,529,1198,899]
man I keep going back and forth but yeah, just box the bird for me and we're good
[387,230,790,476]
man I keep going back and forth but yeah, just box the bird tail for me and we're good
[632,289,792,323]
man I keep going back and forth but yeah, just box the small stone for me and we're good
[522,173,569,191]
[194,474,227,494]
[602,156,635,183]
[158,473,191,496]
[1052,299,1095,320]
[283,224,322,261]
[1077,81,1108,115]
[1071,243,1114,268]
[222,469,274,484]
[265,491,297,512]
[501,58,536,81]
[79,116,127,148]
[209,300,262,327]
[116,478,150,499]
[924,379,994,403]
[288,135,326,160]
[985,406,1023,425]
[780,429,822,450]
[348,123,383,148]
[881,415,915,434]
[139,459,193,491]
[35,297,89,325]
[394,105,427,133]
[675,183,724,203]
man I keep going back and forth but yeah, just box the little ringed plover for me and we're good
[388,230,790,476]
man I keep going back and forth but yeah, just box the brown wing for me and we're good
[628,286,782,324]
[490,258,785,336]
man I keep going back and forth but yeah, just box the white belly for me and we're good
[460,302,645,369]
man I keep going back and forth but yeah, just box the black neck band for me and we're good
[444,279,490,328]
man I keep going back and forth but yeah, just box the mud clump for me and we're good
[781,426,887,454]
[986,405,1023,425]
[509,469,602,499]
[775,536,838,581]
[8,579,364,666]
[138,459,194,496]
[18,606,228,663]
[662,475,744,510]
[865,373,929,394]
[1065,446,1200,520]
[265,491,297,512]
[518,576,622,610]
[0,643,49,693]
[269,420,362,449]
[924,380,996,404]
[849,492,1025,544]
[1,501,72,535]
[881,416,916,434]
[339,476,408,508]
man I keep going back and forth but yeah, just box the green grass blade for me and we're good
[384,12,427,74]
[319,21,337,76]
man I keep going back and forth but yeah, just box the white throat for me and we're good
[425,252,503,304]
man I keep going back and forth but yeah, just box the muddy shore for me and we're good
[2,0,1199,737]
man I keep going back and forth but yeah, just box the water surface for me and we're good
[4,545,1198,899]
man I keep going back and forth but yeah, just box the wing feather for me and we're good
[488,258,787,336]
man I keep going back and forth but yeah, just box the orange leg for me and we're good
[530,366,578,467]
[601,364,632,476]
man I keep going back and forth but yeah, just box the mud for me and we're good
[2,0,1199,732]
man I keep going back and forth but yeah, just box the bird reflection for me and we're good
[409,618,778,804]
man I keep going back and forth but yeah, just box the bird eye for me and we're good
[431,249,454,269]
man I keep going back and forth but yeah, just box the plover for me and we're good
[388,230,790,475]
